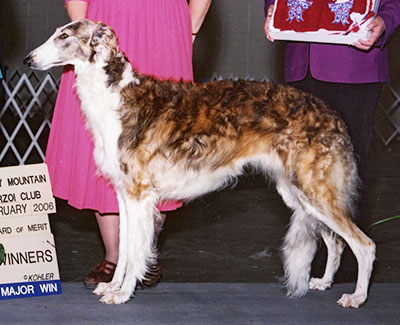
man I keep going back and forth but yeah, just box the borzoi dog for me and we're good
[24,19,375,307]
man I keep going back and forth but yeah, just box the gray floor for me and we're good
[3,283,400,324]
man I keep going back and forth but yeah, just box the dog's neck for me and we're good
[73,49,140,118]
[75,50,139,91]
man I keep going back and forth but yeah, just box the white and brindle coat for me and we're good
[24,19,375,307]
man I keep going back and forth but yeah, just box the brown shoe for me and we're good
[140,265,163,288]
[84,260,116,289]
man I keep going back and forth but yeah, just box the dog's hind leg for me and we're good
[298,180,375,307]
[289,138,375,307]
[100,193,157,304]
[307,206,375,307]
[309,230,345,291]
[93,192,129,296]
[336,234,375,308]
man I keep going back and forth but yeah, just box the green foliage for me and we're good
[0,244,4,264]
[368,215,400,229]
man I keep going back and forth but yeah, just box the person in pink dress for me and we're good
[47,0,211,287]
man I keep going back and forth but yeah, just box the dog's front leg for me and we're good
[100,192,157,304]
[93,191,129,296]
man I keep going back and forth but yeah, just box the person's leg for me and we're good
[83,213,119,288]
[96,212,119,264]
[139,213,166,287]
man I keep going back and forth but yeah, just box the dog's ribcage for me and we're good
[75,57,355,208]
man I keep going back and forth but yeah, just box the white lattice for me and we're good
[0,70,60,166]
[375,82,400,146]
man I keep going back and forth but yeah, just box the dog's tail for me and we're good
[281,206,318,298]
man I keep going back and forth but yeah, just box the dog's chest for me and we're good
[75,69,124,184]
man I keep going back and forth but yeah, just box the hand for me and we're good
[264,5,275,42]
[353,16,385,51]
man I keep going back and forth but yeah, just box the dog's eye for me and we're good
[59,33,69,40]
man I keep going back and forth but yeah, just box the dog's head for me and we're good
[24,19,119,70]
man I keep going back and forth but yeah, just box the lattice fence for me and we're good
[0,70,60,166]
[0,71,398,168]
[375,81,400,146]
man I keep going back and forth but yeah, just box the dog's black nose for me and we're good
[23,55,33,67]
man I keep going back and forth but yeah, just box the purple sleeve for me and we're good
[264,0,275,17]
[376,0,400,45]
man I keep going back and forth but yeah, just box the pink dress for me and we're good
[46,0,193,213]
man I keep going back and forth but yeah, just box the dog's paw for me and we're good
[93,282,120,296]
[100,291,132,305]
[337,293,367,308]
[309,277,332,291]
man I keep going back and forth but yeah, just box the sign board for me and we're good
[0,163,56,218]
[0,233,61,299]
[269,0,380,45]
[0,214,50,237]
[0,163,61,300]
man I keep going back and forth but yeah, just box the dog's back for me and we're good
[119,76,351,165]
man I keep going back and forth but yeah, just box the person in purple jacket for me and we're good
[264,0,400,224]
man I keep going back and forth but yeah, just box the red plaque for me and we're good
[269,0,380,44]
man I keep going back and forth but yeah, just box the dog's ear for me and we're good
[90,22,118,62]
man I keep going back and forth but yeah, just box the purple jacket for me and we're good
[265,0,400,83]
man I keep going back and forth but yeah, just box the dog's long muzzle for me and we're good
[23,45,64,71]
